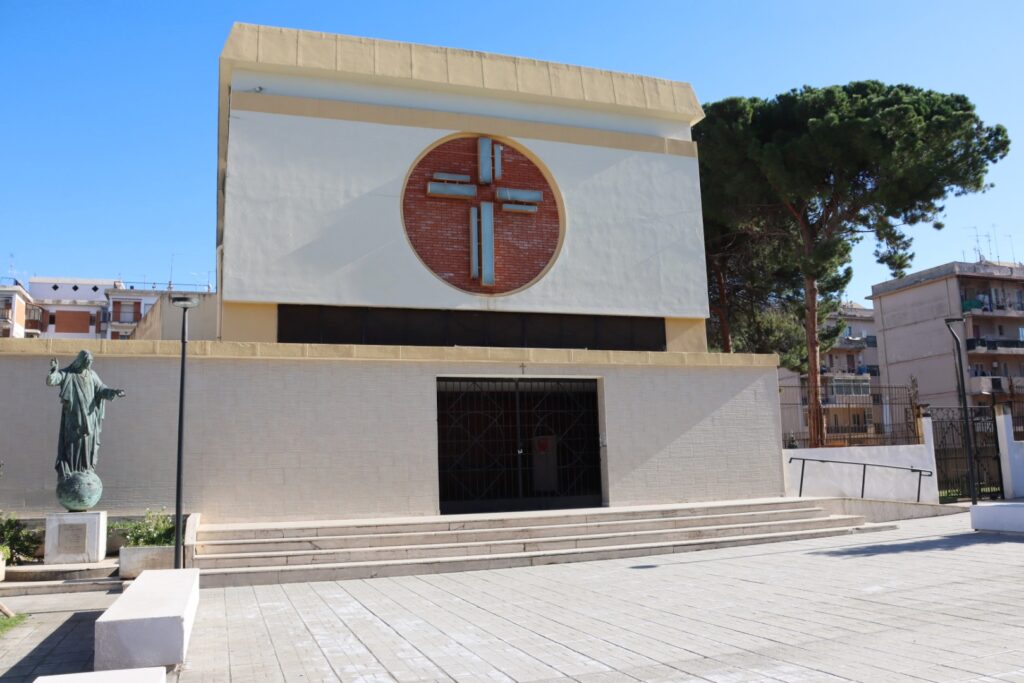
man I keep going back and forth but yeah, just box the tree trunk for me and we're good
[712,261,732,353]
[804,275,824,447]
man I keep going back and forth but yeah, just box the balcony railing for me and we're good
[966,338,1024,352]
[969,375,1024,395]
[963,300,1024,315]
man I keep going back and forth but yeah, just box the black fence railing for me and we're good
[788,456,934,502]
[1012,400,1024,442]
[779,382,920,449]
[966,338,1024,351]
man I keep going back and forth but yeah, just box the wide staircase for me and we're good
[195,498,892,587]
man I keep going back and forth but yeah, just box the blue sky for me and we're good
[1,1,1019,303]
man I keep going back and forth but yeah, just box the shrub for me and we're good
[0,545,10,563]
[112,509,175,547]
[0,514,40,564]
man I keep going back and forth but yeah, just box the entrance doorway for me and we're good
[436,377,602,514]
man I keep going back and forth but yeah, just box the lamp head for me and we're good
[944,317,964,324]
[170,295,199,310]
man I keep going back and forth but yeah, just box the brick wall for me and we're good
[402,136,561,295]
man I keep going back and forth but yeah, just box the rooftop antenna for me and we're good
[1008,234,1019,266]
[985,232,993,262]
[992,225,1001,264]
[971,226,983,261]
[7,253,13,278]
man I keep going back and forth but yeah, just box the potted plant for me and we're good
[112,509,176,579]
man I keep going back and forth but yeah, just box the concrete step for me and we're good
[199,523,896,588]
[0,577,125,597]
[197,498,824,541]
[4,558,119,582]
[195,515,863,568]
[196,507,826,555]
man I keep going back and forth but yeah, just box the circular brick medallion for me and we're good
[402,135,562,295]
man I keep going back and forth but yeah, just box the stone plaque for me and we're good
[58,523,88,554]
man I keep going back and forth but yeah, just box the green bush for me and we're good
[112,509,175,547]
[0,545,11,563]
[0,514,40,564]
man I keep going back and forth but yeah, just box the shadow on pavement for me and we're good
[0,610,101,682]
[813,531,1023,557]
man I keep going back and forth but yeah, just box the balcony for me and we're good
[0,307,11,323]
[966,338,1024,354]
[969,375,1024,395]
[819,366,879,377]
[963,300,1024,318]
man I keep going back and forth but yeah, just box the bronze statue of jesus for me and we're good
[46,350,125,479]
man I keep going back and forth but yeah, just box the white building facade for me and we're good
[0,25,787,522]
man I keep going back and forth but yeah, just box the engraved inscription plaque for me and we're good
[58,523,87,554]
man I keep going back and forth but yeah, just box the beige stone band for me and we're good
[0,338,777,368]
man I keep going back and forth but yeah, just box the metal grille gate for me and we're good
[437,377,602,514]
[931,406,1003,502]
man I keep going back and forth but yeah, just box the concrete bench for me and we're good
[35,667,165,682]
[971,502,1024,533]
[94,569,200,671]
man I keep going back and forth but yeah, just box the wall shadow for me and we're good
[813,531,1022,557]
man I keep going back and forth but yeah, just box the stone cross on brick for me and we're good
[426,137,544,286]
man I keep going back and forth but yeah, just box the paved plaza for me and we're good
[4,511,1024,682]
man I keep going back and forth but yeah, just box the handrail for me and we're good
[788,456,934,503]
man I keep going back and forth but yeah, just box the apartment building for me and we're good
[779,302,886,444]
[0,279,44,338]
[2,277,169,340]
[872,260,1024,408]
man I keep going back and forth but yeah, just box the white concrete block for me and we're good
[118,545,174,579]
[94,568,200,670]
[44,511,106,564]
[34,667,166,682]
[970,503,1024,533]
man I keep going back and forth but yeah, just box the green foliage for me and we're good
[0,514,40,565]
[0,545,10,563]
[0,613,27,637]
[112,509,175,547]
[697,82,1009,388]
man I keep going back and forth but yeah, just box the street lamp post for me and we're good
[171,295,199,569]
[944,317,977,506]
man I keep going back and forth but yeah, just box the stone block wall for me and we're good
[0,341,785,522]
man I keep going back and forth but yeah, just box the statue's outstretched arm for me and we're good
[97,383,125,400]
[45,358,64,386]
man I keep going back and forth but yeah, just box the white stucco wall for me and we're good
[994,409,1024,499]
[0,352,783,522]
[784,420,939,504]
[221,111,708,318]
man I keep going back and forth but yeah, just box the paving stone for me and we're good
[8,513,1024,682]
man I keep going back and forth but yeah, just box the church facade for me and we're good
[207,23,787,517]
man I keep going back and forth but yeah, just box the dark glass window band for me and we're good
[278,305,666,352]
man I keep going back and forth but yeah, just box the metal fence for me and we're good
[1012,400,1024,442]
[779,381,921,449]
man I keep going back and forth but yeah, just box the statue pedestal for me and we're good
[44,511,107,564]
